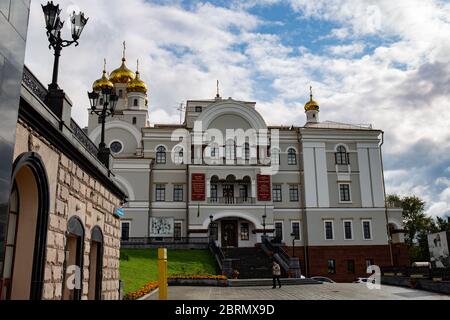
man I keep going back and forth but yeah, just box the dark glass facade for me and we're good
[0,0,30,276]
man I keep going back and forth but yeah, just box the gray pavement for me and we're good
[147,283,450,300]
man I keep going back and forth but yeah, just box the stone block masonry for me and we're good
[14,121,123,300]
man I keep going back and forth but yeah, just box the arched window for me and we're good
[287,148,297,165]
[156,146,166,164]
[63,216,85,300]
[244,143,250,161]
[173,146,184,165]
[133,99,138,107]
[225,140,235,161]
[335,146,349,165]
[132,117,137,125]
[271,148,280,165]
[88,227,103,300]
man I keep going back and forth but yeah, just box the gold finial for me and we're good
[216,80,220,98]
[122,41,126,61]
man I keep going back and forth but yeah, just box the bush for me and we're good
[123,281,159,300]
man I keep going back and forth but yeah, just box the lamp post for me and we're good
[42,1,88,91]
[88,88,118,168]
[290,232,296,257]
[209,215,214,244]
[262,205,267,236]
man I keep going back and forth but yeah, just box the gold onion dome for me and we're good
[304,86,319,111]
[92,60,114,91]
[127,60,148,94]
[109,57,135,84]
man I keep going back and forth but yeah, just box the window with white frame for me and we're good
[210,184,218,202]
[362,220,373,240]
[274,221,283,241]
[174,221,182,240]
[291,221,301,240]
[335,145,349,165]
[156,146,166,164]
[272,184,282,202]
[244,143,250,161]
[173,184,183,202]
[225,139,235,161]
[289,185,299,202]
[155,184,165,201]
[343,220,353,240]
[324,220,334,240]
[339,183,351,202]
[287,148,297,165]
[173,146,184,165]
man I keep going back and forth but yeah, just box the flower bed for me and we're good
[123,281,159,300]
[168,275,229,287]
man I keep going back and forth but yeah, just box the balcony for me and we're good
[207,197,256,205]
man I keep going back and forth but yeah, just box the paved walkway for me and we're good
[147,283,450,300]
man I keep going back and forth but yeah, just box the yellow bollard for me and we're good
[158,248,168,300]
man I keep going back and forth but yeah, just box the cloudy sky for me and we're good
[25,0,449,218]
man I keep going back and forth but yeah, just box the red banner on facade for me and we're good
[257,174,271,201]
[191,173,206,201]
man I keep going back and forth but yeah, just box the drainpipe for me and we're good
[380,131,394,266]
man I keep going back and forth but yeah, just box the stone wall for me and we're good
[14,120,122,300]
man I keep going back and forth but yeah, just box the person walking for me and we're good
[272,260,281,289]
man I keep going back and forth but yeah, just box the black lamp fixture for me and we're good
[290,232,296,257]
[42,1,88,91]
[88,87,118,168]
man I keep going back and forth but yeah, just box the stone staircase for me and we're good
[223,247,275,279]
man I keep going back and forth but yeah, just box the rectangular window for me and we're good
[155,184,165,202]
[343,220,353,240]
[210,184,218,202]
[347,260,355,274]
[195,106,202,112]
[327,259,336,274]
[289,185,299,202]
[339,184,351,202]
[272,185,282,202]
[174,221,182,241]
[324,220,334,240]
[121,222,130,240]
[173,184,183,202]
[274,221,283,242]
[291,221,300,240]
[362,220,372,240]
[240,223,249,241]
[239,184,248,200]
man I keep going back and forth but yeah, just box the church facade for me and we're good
[87,52,409,282]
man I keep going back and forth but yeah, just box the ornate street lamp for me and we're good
[88,87,118,168]
[42,1,88,91]
[262,206,267,236]
[209,215,215,244]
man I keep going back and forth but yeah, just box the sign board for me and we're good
[427,231,450,268]
[257,174,271,201]
[114,207,125,218]
[150,217,174,237]
[191,173,206,201]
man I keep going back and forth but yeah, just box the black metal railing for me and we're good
[23,66,48,101]
[121,237,209,246]
[70,119,99,157]
[262,235,291,270]
[208,197,256,205]
[380,266,450,280]
[210,239,225,266]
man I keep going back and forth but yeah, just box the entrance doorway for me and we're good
[221,220,238,248]
[88,227,103,300]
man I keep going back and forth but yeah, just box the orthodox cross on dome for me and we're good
[310,85,313,101]
[103,58,107,72]
[216,80,221,99]
[136,59,139,72]
[122,41,126,60]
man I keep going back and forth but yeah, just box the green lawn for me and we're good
[120,249,218,294]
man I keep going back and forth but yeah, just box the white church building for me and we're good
[86,51,409,281]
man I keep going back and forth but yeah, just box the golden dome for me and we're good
[92,60,114,91]
[304,86,319,111]
[109,58,135,84]
[127,70,148,94]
